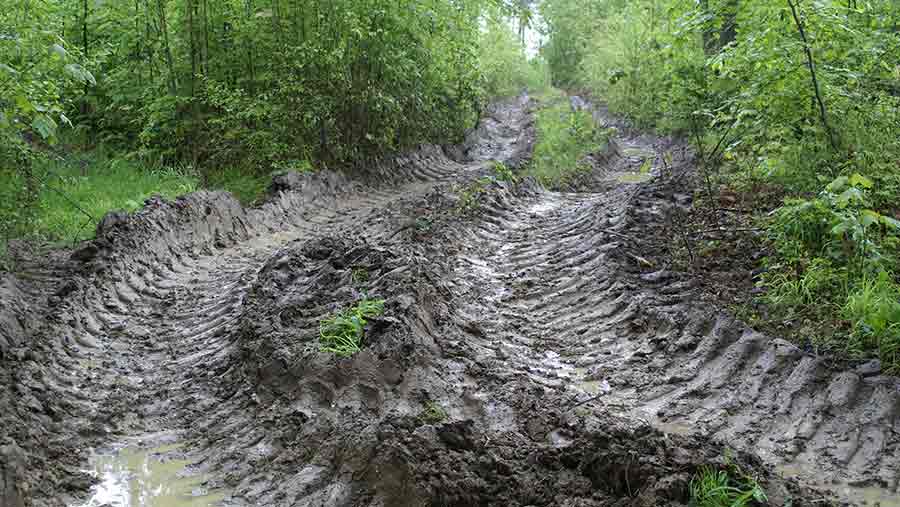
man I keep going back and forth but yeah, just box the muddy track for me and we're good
[0,95,895,507]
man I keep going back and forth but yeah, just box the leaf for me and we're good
[826,175,849,193]
[860,210,881,228]
[31,114,58,140]
[835,187,865,208]
[881,215,900,231]
[49,44,68,59]
[59,113,72,127]
[64,64,96,85]
[849,173,873,189]
[0,63,17,75]
[15,95,34,113]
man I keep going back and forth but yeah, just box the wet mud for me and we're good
[0,95,896,507]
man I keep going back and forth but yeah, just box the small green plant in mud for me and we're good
[456,177,492,214]
[689,464,767,507]
[351,268,370,284]
[418,401,447,425]
[319,298,385,357]
[491,161,518,183]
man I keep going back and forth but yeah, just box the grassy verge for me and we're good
[526,89,607,187]
[202,166,271,206]
[0,156,198,245]
[750,173,900,372]
[0,151,282,259]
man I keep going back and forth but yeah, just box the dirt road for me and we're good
[1,96,897,507]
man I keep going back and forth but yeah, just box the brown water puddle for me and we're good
[75,442,224,507]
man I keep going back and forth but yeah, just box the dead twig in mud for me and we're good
[564,393,627,412]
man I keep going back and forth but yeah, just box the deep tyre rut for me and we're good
[0,95,895,507]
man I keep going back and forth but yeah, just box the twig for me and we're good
[787,0,839,151]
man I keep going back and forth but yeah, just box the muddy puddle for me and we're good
[75,442,224,507]
[777,464,900,507]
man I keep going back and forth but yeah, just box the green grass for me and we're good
[203,166,270,205]
[689,465,767,507]
[527,89,607,187]
[0,156,198,244]
[319,298,385,357]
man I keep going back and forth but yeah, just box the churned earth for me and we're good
[0,95,897,507]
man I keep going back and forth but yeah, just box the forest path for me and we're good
[2,95,898,507]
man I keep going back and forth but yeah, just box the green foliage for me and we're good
[0,154,197,244]
[491,161,518,183]
[203,167,269,206]
[479,11,550,99]
[527,91,606,187]
[763,175,900,370]
[689,465,767,507]
[418,401,448,424]
[456,177,492,214]
[844,272,900,370]
[319,298,385,358]
[3,0,542,252]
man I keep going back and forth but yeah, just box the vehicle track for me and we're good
[1,95,896,507]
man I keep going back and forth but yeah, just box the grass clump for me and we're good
[319,298,385,357]
[527,89,607,188]
[689,465,767,507]
[418,401,447,425]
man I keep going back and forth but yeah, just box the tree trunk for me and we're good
[157,0,177,95]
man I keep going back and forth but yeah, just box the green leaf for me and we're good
[64,64,96,85]
[0,63,17,75]
[31,114,58,140]
[836,187,865,208]
[860,210,881,228]
[849,173,874,189]
[15,95,34,113]
[826,175,849,193]
[881,215,900,231]
[49,44,68,59]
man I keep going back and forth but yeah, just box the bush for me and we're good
[763,174,900,370]
[527,91,607,187]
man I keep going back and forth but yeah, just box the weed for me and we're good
[418,401,447,425]
[456,177,491,214]
[351,268,370,284]
[319,298,385,357]
[844,271,900,370]
[689,464,767,507]
[491,161,518,183]
[762,174,900,369]
[202,166,270,205]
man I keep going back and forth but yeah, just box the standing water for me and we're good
[75,441,224,507]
